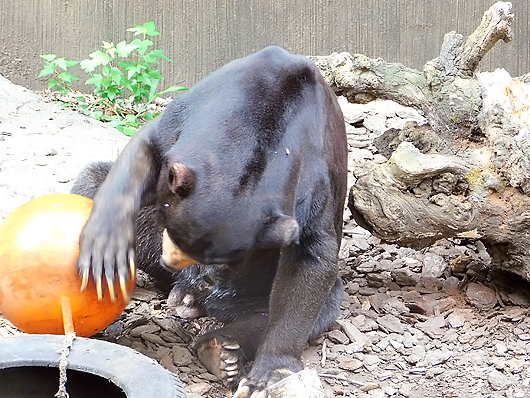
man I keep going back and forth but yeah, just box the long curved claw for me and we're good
[95,278,103,301]
[120,274,130,303]
[129,249,136,278]
[106,275,117,303]
[80,269,89,292]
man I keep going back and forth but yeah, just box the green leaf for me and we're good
[48,79,59,89]
[145,49,172,62]
[147,69,163,80]
[124,63,147,79]
[100,78,113,89]
[91,110,105,120]
[85,74,103,86]
[118,60,135,69]
[106,86,120,100]
[142,21,160,37]
[157,85,189,95]
[41,54,57,62]
[116,41,140,57]
[148,78,159,102]
[126,26,145,36]
[144,111,158,121]
[54,58,68,71]
[56,86,69,96]
[65,60,80,67]
[109,67,123,84]
[76,96,86,103]
[119,77,133,91]
[131,39,153,55]
[57,71,79,84]
[137,74,152,87]
[80,58,96,72]
[90,50,112,66]
[122,126,138,136]
[127,21,160,37]
[101,65,111,77]
[80,50,111,73]
[38,64,56,78]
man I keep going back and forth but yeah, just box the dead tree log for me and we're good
[312,2,530,282]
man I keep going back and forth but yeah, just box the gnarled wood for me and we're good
[314,2,530,281]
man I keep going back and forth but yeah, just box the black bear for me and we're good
[73,46,347,397]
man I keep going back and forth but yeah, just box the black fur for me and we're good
[72,46,348,395]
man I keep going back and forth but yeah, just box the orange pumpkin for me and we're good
[0,194,134,337]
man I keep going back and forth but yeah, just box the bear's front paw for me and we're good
[77,210,136,302]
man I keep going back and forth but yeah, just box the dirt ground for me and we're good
[1,75,529,398]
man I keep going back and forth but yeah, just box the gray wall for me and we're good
[1,1,528,92]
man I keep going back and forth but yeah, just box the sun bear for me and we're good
[73,46,347,397]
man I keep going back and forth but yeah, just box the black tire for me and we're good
[0,334,186,398]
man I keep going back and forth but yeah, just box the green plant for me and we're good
[38,55,80,96]
[38,22,187,136]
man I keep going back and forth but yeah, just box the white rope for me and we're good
[55,332,76,398]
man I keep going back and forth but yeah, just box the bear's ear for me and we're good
[260,214,300,247]
[169,162,196,197]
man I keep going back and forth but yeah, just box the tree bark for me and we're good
[312,2,530,282]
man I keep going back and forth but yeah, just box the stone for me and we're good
[466,282,497,310]
[488,369,511,391]
[328,330,350,345]
[337,319,368,345]
[363,115,388,135]
[186,382,212,396]
[425,347,452,366]
[172,345,194,366]
[421,253,448,278]
[442,276,460,294]
[338,355,363,371]
[406,346,425,364]
[447,313,465,328]
[338,96,365,124]
[391,268,420,286]
[129,323,161,337]
[377,315,405,334]
[416,315,447,338]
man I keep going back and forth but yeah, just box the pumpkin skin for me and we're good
[0,194,134,337]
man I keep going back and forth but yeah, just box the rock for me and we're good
[172,345,194,366]
[391,268,420,286]
[425,347,452,366]
[488,369,511,391]
[466,282,497,310]
[442,276,460,294]
[364,115,388,135]
[421,253,448,278]
[338,96,365,124]
[377,314,405,334]
[406,346,425,364]
[186,382,212,396]
[382,297,410,316]
[130,324,161,337]
[447,313,465,328]
[416,315,447,338]
[362,354,380,367]
[328,330,350,344]
[337,319,368,345]
[367,272,392,288]
[338,355,363,371]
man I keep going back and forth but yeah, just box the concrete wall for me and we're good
[1,0,528,92]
